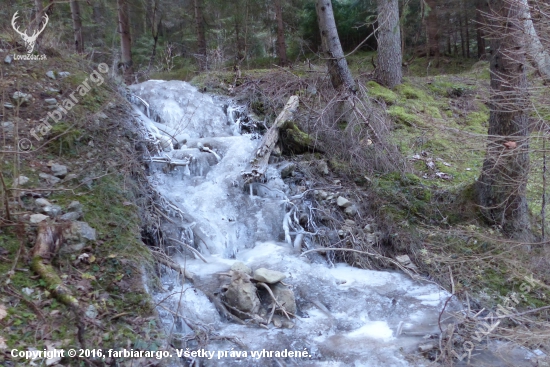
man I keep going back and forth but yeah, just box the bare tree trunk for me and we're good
[117,0,134,83]
[316,0,356,93]
[476,0,487,59]
[476,0,532,240]
[424,0,440,64]
[194,0,207,70]
[70,0,84,53]
[519,0,550,81]
[274,0,288,66]
[375,0,402,88]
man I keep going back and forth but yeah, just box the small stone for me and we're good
[30,214,49,223]
[279,162,296,179]
[344,219,356,226]
[12,91,32,106]
[96,112,108,120]
[337,196,352,208]
[4,55,13,64]
[60,212,82,221]
[231,261,251,275]
[46,71,56,79]
[50,163,68,178]
[67,201,83,212]
[35,198,52,207]
[344,205,358,216]
[396,254,412,265]
[272,315,283,328]
[364,224,373,233]
[44,98,57,105]
[271,283,296,314]
[42,205,62,217]
[3,102,14,109]
[225,271,260,314]
[2,121,14,132]
[85,304,98,319]
[316,160,329,175]
[58,71,70,78]
[39,173,61,185]
[253,268,286,284]
[62,221,96,252]
[15,175,29,186]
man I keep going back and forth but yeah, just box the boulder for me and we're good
[253,268,286,284]
[62,221,96,252]
[42,205,62,217]
[224,271,260,314]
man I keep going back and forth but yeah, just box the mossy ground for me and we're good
[1,53,166,366]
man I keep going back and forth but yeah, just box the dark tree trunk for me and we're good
[117,0,134,83]
[459,17,465,57]
[375,0,402,88]
[476,0,487,59]
[476,0,532,240]
[70,0,84,53]
[424,0,440,63]
[315,0,356,93]
[274,0,288,66]
[194,0,207,70]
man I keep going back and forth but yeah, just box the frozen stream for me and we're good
[126,80,481,366]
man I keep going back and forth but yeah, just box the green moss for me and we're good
[388,106,422,126]
[366,81,398,104]
[395,83,432,101]
[465,111,489,133]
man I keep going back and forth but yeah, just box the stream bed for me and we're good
[127,80,539,367]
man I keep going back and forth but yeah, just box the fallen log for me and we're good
[242,96,299,182]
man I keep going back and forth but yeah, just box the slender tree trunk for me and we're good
[424,0,440,63]
[117,0,133,83]
[70,0,84,53]
[316,0,356,93]
[459,17,465,57]
[194,0,207,70]
[476,0,532,240]
[274,0,288,66]
[465,14,470,58]
[476,0,487,59]
[375,0,402,88]
[519,0,550,81]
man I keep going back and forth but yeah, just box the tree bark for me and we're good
[424,0,440,63]
[316,0,356,93]
[70,0,84,53]
[194,0,207,70]
[476,0,487,59]
[476,0,532,240]
[274,0,288,66]
[519,0,550,81]
[117,0,134,83]
[375,0,403,88]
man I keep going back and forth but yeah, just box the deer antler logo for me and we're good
[11,11,49,54]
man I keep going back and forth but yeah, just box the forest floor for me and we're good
[1,48,549,366]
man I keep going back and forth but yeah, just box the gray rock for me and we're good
[39,173,61,185]
[12,92,32,106]
[279,162,296,179]
[62,221,96,252]
[35,198,52,207]
[60,211,82,221]
[344,205,358,216]
[253,268,286,284]
[15,175,29,186]
[4,55,13,64]
[85,304,98,319]
[30,214,49,223]
[270,283,297,315]
[46,71,56,79]
[42,205,62,217]
[337,196,352,208]
[47,87,60,93]
[58,72,70,78]
[316,160,329,175]
[67,201,83,213]
[225,271,260,314]
[231,261,251,275]
[3,102,14,109]
[2,121,14,131]
[50,163,68,178]
[44,98,57,105]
